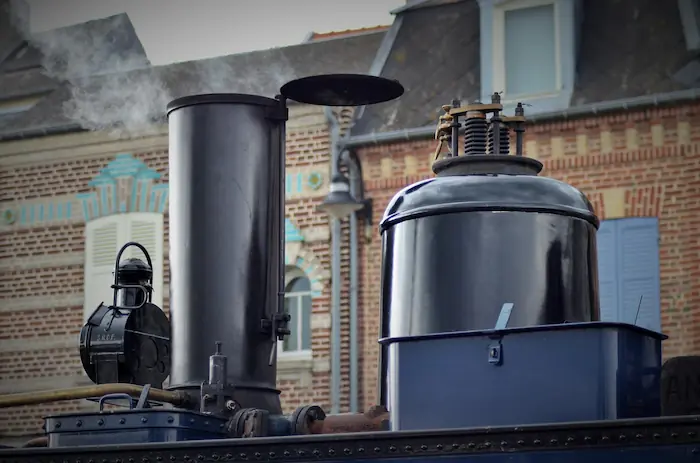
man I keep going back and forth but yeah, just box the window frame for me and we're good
[278,266,313,361]
[492,0,562,103]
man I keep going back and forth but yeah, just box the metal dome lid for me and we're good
[380,94,598,230]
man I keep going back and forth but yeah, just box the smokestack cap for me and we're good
[280,74,404,106]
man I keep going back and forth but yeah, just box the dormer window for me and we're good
[478,0,579,114]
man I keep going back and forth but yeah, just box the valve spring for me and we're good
[463,117,488,156]
[487,125,511,155]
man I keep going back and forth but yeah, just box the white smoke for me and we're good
[5,1,297,138]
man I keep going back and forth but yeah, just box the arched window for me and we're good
[83,212,164,320]
[281,267,312,354]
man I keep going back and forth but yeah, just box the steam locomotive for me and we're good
[1,73,699,462]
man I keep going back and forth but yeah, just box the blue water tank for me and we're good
[380,322,666,430]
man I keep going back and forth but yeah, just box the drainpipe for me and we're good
[344,150,360,413]
[324,106,342,414]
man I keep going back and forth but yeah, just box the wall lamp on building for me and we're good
[317,153,373,240]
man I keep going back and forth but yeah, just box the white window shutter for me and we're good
[124,212,164,310]
[83,216,121,320]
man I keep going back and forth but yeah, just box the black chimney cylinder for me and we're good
[166,94,287,414]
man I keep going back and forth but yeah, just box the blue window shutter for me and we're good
[596,220,619,322]
[596,218,662,332]
[616,218,662,332]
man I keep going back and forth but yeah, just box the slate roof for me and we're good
[0,14,386,139]
[351,0,700,137]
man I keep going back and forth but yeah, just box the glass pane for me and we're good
[301,295,312,350]
[286,275,311,293]
[504,4,556,95]
[283,296,299,352]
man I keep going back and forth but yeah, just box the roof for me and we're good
[0,22,386,139]
[0,12,151,136]
[350,0,700,137]
[305,25,390,42]
[352,0,481,135]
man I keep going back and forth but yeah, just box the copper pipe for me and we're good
[308,405,390,434]
[22,437,48,448]
[0,384,189,409]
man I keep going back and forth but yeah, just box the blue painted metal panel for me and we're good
[596,218,661,332]
[597,220,618,322]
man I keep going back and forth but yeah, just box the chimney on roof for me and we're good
[0,0,29,64]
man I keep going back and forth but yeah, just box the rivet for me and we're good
[225,454,233,459]
[452,443,459,449]
[421,445,428,450]
[389,445,397,452]
[190,418,195,424]
[117,459,123,463]
[357,447,365,453]
[54,422,61,429]
[653,433,661,439]
[436,444,443,450]
[483,441,491,448]
[240,452,248,459]
[283,451,290,457]
[636,433,643,439]
[167,416,174,423]
[500,441,508,447]
[269,451,276,457]
[197,455,205,461]
[550,438,558,445]
[567,437,574,443]
[141,417,148,423]
[142,458,149,463]
[467,442,475,449]
[328,449,335,455]
[533,439,541,445]
[344,448,352,455]
[204,421,209,426]
[119,418,126,424]
[156,457,163,462]
[692,448,700,455]
[690,431,697,437]
[584,436,592,442]
[254,452,261,458]
[169,457,176,462]
[76,420,82,427]
[97,419,104,426]
[89,459,95,463]
[312,450,320,456]
[296,450,305,456]
[517,440,525,446]
[601,436,609,441]
[619,434,626,441]
[672,432,679,438]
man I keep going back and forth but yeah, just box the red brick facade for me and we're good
[1,101,699,443]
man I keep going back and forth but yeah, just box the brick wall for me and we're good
[355,103,700,410]
[0,105,356,444]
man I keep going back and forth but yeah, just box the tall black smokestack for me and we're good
[166,94,288,414]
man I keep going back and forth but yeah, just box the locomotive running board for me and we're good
[2,415,700,462]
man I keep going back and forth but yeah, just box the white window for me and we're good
[492,0,560,100]
[280,267,312,357]
[83,212,164,320]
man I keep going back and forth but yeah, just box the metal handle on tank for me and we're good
[98,393,136,411]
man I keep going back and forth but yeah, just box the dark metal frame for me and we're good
[3,416,700,462]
